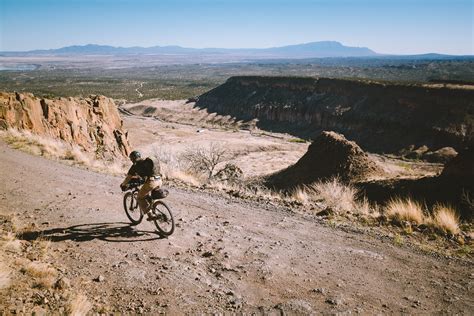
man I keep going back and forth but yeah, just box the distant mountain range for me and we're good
[1,41,378,58]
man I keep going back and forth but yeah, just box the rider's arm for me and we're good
[121,174,134,187]
[121,164,137,189]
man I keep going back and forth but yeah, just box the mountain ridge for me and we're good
[1,41,377,58]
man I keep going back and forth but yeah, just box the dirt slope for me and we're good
[0,142,472,314]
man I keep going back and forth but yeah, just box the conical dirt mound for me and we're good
[441,147,473,179]
[265,131,383,189]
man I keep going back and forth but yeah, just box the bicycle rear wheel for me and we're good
[151,201,174,236]
[123,191,143,225]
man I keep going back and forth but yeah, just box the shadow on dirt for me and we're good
[18,222,164,243]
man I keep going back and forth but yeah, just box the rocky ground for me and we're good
[1,139,473,314]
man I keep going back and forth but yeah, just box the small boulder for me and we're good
[55,277,71,289]
[423,147,458,163]
[405,145,429,160]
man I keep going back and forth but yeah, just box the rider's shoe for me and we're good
[146,211,158,221]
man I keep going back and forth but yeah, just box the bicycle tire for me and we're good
[123,191,143,225]
[151,201,175,236]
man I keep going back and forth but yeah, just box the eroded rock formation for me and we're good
[0,92,130,159]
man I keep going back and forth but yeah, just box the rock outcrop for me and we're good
[0,92,130,159]
[265,131,383,190]
[196,76,474,153]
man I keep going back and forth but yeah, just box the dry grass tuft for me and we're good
[309,178,357,213]
[1,231,22,253]
[393,233,404,246]
[430,204,460,235]
[355,196,380,217]
[68,294,92,316]
[385,198,425,224]
[34,238,52,259]
[24,261,58,288]
[0,261,11,289]
[289,187,309,205]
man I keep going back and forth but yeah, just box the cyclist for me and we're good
[120,150,162,220]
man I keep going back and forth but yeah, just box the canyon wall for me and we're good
[196,76,474,152]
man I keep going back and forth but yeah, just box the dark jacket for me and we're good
[127,157,161,178]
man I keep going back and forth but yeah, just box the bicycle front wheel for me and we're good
[151,201,175,236]
[123,191,143,225]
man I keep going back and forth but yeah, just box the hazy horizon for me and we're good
[0,0,473,55]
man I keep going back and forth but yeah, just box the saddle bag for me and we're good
[151,188,169,199]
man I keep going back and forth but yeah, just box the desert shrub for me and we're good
[181,143,227,180]
[430,204,460,235]
[384,198,425,224]
[151,145,202,186]
[24,262,57,288]
[309,178,357,213]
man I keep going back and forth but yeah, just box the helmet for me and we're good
[129,150,141,162]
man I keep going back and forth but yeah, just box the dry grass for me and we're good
[1,231,22,253]
[356,196,379,217]
[166,168,202,186]
[393,233,405,246]
[3,128,68,158]
[309,178,358,214]
[34,238,51,259]
[289,187,309,205]
[430,204,460,235]
[0,261,11,290]
[385,198,425,224]
[0,129,127,176]
[151,145,204,186]
[23,261,58,288]
[68,294,92,316]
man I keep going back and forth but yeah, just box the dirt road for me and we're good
[0,141,472,314]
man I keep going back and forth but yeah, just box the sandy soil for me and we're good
[1,140,472,314]
[120,100,442,180]
[121,100,309,178]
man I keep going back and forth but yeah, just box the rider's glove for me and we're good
[120,184,127,191]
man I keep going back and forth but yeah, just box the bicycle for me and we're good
[122,179,175,236]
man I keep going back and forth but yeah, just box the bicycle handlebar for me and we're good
[123,180,144,191]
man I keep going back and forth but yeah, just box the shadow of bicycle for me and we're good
[18,222,164,243]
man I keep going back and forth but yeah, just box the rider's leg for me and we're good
[137,178,162,215]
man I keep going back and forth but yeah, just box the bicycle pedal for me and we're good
[146,214,158,221]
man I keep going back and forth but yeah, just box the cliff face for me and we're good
[0,92,130,159]
[196,76,474,152]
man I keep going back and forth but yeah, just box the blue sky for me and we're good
[0,0,472,54]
